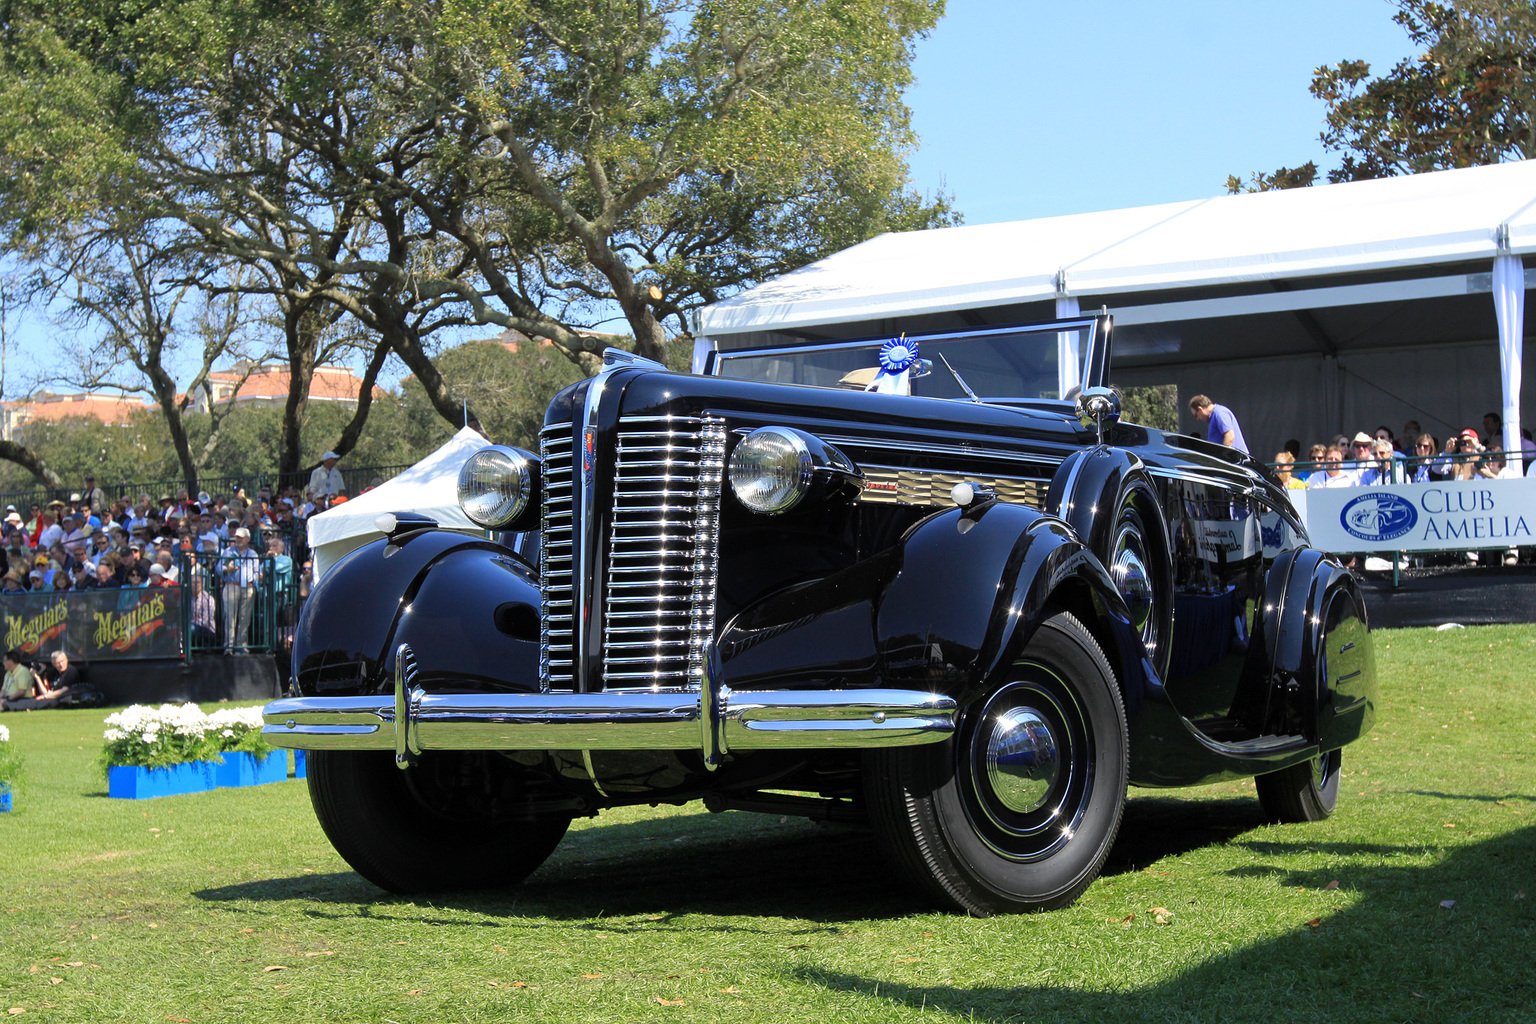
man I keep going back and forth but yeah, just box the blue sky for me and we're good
[904,0,1414,223]
[5,1,1419,392]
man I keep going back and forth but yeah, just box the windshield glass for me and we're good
[712,321,1096,402]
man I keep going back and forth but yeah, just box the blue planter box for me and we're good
[215,751,288,788]
[107,761,217,799]
[293,749,307,779]
[0,783,11,812]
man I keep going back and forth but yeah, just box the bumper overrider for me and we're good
[263,643,958,770]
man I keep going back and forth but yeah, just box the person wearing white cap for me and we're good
[219,526,259,652]
[309,451,344,503]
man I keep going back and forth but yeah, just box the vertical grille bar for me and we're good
[686,419,727,682]
[539,424,576,690]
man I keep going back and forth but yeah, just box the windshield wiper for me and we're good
[937,353,983,403]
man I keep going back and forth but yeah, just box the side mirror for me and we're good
[1075,386,1121,444]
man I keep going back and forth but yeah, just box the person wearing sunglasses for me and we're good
[1407,434,1436,483]
[1308,445,1358,489]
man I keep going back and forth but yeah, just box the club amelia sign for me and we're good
[1294,478,1536,552]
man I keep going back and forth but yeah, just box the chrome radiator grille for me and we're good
[538,414,726,690]
[538,423,576,689]
[603,415,726,686]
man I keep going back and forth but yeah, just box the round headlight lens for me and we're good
[458,447,534,529]
[729,427,813,513]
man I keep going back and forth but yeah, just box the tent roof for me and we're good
[696,160,1536,338]
[307,426,486,550]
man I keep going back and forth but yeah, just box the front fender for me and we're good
[879,501,1147,710]
[293,530,541,696]
[718,501,1147,713]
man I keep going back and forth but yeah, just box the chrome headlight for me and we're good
[728,427,861,514]
[457,445,539,530]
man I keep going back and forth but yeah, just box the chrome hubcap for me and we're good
[961,675,1091,862]
[984,708,1060,813]
[1112,544,1153,636]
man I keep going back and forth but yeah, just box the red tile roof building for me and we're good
[199,362,383,411]
[1,391,151,440]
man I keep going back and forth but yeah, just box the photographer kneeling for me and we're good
[0,649,75,711]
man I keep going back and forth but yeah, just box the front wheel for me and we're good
[865,612,1128,915]
[307,750,571,894]
[1256,749,1340,823]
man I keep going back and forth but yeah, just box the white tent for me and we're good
[695,161,1536,459]
[307,427,489,579]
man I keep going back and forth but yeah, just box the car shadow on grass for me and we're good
[194,792,1284,923]
[789,825,1536,1022]
[1103,793,1270,875]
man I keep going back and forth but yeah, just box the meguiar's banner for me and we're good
[1292,477,1536,552]
[0,587,182,660]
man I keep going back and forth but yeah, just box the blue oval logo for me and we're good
[1339,492,1418,542]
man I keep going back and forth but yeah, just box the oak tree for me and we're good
[0,0,954,458]
[1228,0,1536,191]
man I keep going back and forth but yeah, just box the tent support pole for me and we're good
[1493,238,1524,463]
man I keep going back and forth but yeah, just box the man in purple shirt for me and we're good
[1188,395,1249,454]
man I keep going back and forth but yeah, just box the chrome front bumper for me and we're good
[263,644,957,770]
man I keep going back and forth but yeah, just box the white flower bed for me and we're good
[101,703,271,771]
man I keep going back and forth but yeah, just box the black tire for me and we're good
[865,612,1128,915]
[307,750,571,894]
[1256,749,1340,823]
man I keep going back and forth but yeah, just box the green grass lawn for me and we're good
[2,625,1533,1023]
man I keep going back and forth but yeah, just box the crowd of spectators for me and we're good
[0,455,364,652]
[1274,413,1535,492]
[1271,412,1535,566]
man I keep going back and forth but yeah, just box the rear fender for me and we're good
[293,531,540,696]
[1273,550,1377,750]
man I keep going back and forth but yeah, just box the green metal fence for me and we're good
[173,548,302,660]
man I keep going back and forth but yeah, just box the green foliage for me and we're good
[194,400,418,479]
[399,337,589,451]
[0,398,425,496]
[1118,384,1179,432]
[1224,162,1320,195]
[1232,0,1536,188]
[0,0,956,375]
[0,409,181,494]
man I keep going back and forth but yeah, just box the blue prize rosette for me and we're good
[866,337,920,395]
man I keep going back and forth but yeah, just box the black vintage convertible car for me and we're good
[263,313,1376,915]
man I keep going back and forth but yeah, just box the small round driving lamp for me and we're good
[729,427,814,513]
[457,445,538,530]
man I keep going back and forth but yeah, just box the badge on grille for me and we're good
[582,427,597,489]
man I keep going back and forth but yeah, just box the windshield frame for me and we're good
[703,314,1111,403]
